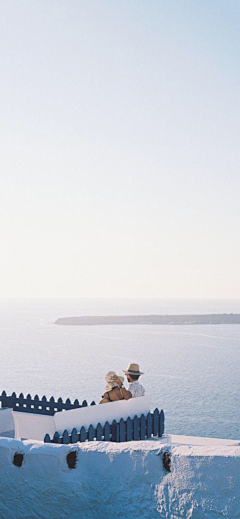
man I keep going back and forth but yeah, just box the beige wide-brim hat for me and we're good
[105,371,124,391]
[123,363,144,375]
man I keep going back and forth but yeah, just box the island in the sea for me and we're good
[55,314,240,325]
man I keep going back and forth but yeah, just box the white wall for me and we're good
[12,395,151,441]
[0,437,240,518]
[0,409,14,436]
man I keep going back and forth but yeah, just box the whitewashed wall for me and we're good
[0,409,14,437]
[0,437,240,518]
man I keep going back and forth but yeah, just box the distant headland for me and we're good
[55,314,240,326]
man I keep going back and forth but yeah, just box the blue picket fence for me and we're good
[0,391,95,415]
[44,408,164,444]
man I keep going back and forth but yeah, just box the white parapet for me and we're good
[12,395,151,441]
[169,434,240,446]
[0,436,240,518]
[0,408,14,437]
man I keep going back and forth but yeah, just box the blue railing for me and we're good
[44,408,164,444]
[0,391,95,415]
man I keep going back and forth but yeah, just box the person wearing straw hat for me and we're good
[99,371,126,404]
[111,363,145,399]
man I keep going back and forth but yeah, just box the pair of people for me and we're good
[99,363,145,404]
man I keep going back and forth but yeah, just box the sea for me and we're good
[1,297,240,440]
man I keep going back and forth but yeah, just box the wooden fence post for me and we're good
[112,420,119,442]
[96,423,103,441]
[11,392,16,408]
[62,430,70,444]
[133,415,139,440]
[153,408,159,436]
[159,410,164,437]
[57,397,63,412]
[41,395,47,414]
[26,394,31,412]
[140,414,145,440]
[0,391,7,408]
[119,418,125,442]
[126,417,132,441]
[34,395,39,413]
[88,424,95,441]
[49,396,55,415]
[104,421,110,441]
[80,426,87,442]
[65,398,71,410]
[146,412,152,438]
[71,428,78,443]
[53,432,60,444]
[19,393,24,412]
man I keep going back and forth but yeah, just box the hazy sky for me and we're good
[1,1,240,298]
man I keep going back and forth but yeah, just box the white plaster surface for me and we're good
[13,412,55,441]
[54,394,151,434]
[12,395,151,441]
[0,436,240,518]
[0,408,14,436]
[169,434,240,446]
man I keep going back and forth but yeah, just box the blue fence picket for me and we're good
[140,414,145,440]
[26,394,32,411]
[112,420,119,442]
[79,426,87,442]
[57,397,63,412]
[44,434,51,443]
[119,418,125,442]
[49,396,55,415]
[96,423,103,440]
[153,408,159,436]
[82,400,87,407]
[159,410,164,437]
[88,424,95,441]
[1,391,7,408]
[146,412,152,438]
[41,395,47,414]
[65,398,71,410]
[104,421,110,441]
[73,399,80,408]
[19,393,24,411]
[90,401,96,406]
[62,430,70,444]
[53,431,60,444]
[34,395,39,413]
[126,417,132,441]
[71,428,78,443]
[133,415,139,440]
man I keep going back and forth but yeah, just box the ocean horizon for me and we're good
[1,297,240,440]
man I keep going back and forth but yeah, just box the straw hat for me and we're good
[105,371,124,391]
[122,363,144,375]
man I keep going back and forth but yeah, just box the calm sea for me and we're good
[1,298,240,440]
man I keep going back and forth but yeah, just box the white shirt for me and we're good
[128,381,145,398]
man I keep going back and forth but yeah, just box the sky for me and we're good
[1,0,240,298]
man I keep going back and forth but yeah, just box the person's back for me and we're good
[99,386,124,404]
[99,371,125,404]
[127,379,145,398]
